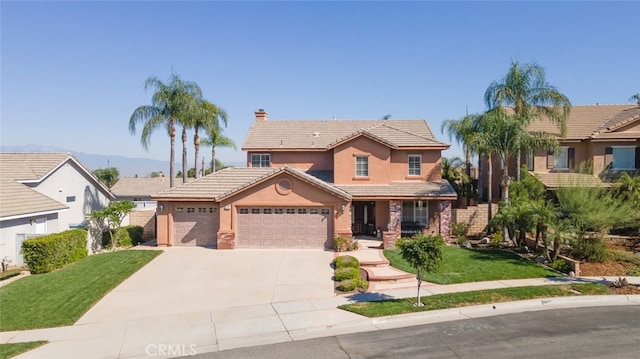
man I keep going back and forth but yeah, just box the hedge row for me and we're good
[101,225,144,248]
[22,229,88,274]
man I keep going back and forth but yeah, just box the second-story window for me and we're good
[408,155,421,176]
[355,156,369,177]
[251,153,270,168]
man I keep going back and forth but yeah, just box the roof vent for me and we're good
[313,132,320,137]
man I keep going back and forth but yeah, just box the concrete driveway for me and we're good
[77,247,336,325]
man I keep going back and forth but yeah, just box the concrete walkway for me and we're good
[2,244,640,358]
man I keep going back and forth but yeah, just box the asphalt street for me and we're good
[191,305,640,359]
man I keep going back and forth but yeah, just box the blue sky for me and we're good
[2,1,639,171]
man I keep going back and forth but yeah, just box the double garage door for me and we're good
[173,206,219,247]
[237,207,332,248]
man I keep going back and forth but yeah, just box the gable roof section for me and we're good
[526,104,639,141]
[0,178,68,219]
[243,119,448,151]
[0,152,115,200]
[153,166,352,201]
[111,177,172,197]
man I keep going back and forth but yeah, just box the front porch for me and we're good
[349,199,452,244]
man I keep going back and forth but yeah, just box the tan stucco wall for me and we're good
[333,136,392,184]
[267,151,333,171]
[375,200,390,232]
[217,173,351,238]
[390,150,441,181]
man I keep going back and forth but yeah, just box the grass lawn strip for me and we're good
[339,283,610,317]
[0,341,47,359]
[384,246,558,284]
[0,250,161,331]
[0,269,23,281]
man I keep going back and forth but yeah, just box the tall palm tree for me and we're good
[485,60,571,180]
[201,123,237,173]
[129,72,202,188]
[191,100,228,178]
[441,112,482,204]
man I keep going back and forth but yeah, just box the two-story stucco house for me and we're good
[0,153,114,266]
[154,110,457,249]
[482,104,640,199]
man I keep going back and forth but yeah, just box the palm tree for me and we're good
[201,123,237,173]
[129,72,202,188]
[467,115,495,231]
[441,112,482,204]
[191,100,228,178]
[485,60,571,180]
[630,93,640,108]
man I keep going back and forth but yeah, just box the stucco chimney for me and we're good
[255,109,268,121]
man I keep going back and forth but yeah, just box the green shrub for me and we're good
[571,237,608,263]
[334,255,360,269]
[333,236,358,252]
[22,229,88,274]
[337,278,368,292]
[451,222,469,238]
[102,225,144,248]
[335,267,359,281]
[550,259,571,273]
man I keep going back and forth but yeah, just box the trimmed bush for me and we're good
[22,229,88,274]
[550,259,571,274]
[102,225,144,248]
[335,267,359,281]
[333,236,358,252]
[337,278,368,292]
[334,255,360,269]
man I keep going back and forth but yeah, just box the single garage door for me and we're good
[237,207,332,248]
[173,205,219,247]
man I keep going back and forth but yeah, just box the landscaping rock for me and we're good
[462,241,472,249]
[535,256,548,265]
[479,237,490,245]
[569,271,576,277]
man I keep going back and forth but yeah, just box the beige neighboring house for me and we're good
[111,176,172,240]
[0,153,114,267]
[482,104,640,199]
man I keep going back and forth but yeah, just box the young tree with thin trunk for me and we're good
[396,234,444,307]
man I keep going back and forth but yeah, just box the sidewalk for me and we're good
[3,274,639,359]
[3,239,640,358]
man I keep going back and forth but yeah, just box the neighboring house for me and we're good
[482,104,640,199]
[111,176,172,240]
[0,153,114,266]
[153,110,457,249]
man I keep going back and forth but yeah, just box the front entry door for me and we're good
[351,201,375,235]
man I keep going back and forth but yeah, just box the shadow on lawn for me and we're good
[344,292,395,303]
[462,248,542,266]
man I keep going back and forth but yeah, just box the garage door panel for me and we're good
[237,207,331,248]
[173,206,219,247]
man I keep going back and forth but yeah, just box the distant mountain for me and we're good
[1,145,171,177]
[1,145,245,177]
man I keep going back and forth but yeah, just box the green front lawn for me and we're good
[384,246,558,284]
[0,269,23,281]
[340,283,610,317]
[0,341,47,359]
[0,250,161,331]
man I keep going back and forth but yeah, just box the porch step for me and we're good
[362,265,415,282]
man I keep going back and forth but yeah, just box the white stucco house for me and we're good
[0,153,114,267]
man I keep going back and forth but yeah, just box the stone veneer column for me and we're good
[389,200,402,239]
[439,201,452,242]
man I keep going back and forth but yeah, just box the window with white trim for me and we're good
[355,156,369,177]
[402,201,428,226]
[408,155,421,176]
[554,147,569,169]
[612,146,636,170]
[251,153,270,168]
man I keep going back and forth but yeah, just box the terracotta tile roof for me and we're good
[243,119,448,150]
[526,104,639,140]
[111,177,172,197]
[153,167,352,201]
[0,178,68,218]
[336,181,457,199]
[0,152,72,181]
[532,172,609,189]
